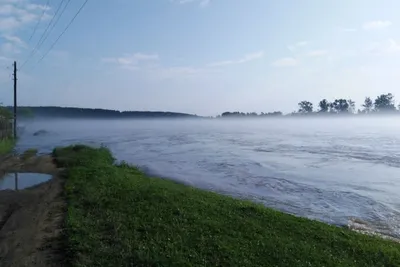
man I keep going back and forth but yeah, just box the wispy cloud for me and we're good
[1,42,20,53]
[365,39,400,54]
[271,57,298,67]
[287,41,308,52]
[0,0,52,60]
[2,34,26,47]
[103,50,262,79]
[207,51,264,67]
[363,20,392,30]
[0,34,27,54]
[102,53,159,67]
[305,49,327,57]
[171,0,211,7]
[0,0,50,32]
[102,52,206,77]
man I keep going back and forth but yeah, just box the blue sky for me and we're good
[0,0,400,115]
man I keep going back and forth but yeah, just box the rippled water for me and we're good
[16,117,400,238]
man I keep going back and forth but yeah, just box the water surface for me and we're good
[0,173,52,190]
[16,117,400,238]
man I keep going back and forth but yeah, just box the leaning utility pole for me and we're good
[13,61,17,139]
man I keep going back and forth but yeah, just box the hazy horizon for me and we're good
[1,0,400,116]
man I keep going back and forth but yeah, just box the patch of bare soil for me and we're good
[0,154,65,267]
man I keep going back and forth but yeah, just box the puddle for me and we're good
[0,173,52,190]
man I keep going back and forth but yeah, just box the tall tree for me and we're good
[347,99,356,114]
[374,93,395,112]
[331,99,349,113]
[362,97,373,113]
[298,101,313,113]
[318,99,330,112]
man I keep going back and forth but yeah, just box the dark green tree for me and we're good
[298,101,313,113]
[362,97,373,113]
[318,99,330,112]
[331,99,349,113]
[374,93,395,112]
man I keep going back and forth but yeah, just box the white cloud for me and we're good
[102,53,159,66]
[271,57,298,67]
[171,0,211,7]
[199,0,210,7]
[1,42,20,53]
[104,51,264,70]
[0,0,51,32]
[287,41,308,52]
[26,3,50,11]
[306,50,327,57]
[365,39,400,54]
[208,51,264,67]
[2,34,25,47]
[103,50,261,80]
[363,20,392,30]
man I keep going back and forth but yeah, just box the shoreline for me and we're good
[0,145,399,266]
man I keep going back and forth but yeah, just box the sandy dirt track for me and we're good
[0,154,65,267]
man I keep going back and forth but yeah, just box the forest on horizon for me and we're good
[1,93,399,119]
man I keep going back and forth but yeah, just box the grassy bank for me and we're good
[0,138,15,155]
[54,145,400,267]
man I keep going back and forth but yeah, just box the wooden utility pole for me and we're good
[13,61,17,139]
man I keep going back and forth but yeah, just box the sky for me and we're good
[0,0,400,116]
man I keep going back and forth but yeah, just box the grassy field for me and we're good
[0,138,15,155]
[54,145,400,267]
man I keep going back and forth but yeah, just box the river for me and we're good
[15,117,400,239]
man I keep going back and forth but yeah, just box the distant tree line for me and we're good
[219,93,400,117]
[297,93,397,114]
[5,106,198,119]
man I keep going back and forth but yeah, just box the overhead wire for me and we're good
[19,0,66,70]
[27,0,51,42]
[37,0,72,54]
[37,0,89,64]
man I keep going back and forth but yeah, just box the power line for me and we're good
[37,0,89,64]
[28,0,50,42]
[37,0,72,52]
[20,0,66,70]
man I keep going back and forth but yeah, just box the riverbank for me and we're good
[52,145,400,266]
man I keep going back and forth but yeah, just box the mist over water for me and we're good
[17,117,400,238]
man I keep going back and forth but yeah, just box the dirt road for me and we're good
[0,154,65,267]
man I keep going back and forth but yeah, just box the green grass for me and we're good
[54,145,400,267]
[0,138,15,155]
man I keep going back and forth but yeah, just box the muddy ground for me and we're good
[0,153,65,267]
